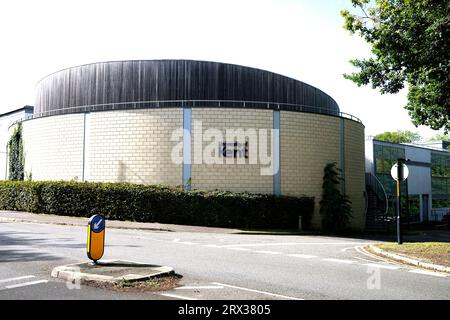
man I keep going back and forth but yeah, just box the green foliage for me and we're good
[431,153,450,177]
[7,122,25,181]
[341,0,450,132]
[374,130,421,143]
[320,163,353,234]
[432,197,450,209]
[0,181,314,229]
[430,133,450,142]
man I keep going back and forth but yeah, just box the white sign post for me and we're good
[391,161,409,244]
[390,163,409,181]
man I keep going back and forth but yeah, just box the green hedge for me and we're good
[0,181,314,229]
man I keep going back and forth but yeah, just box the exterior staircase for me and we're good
[365,173,389,232]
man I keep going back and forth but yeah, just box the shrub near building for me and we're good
[0,181,314,230]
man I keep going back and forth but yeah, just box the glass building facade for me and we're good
[372,143,441,223]
[431,152,450,208]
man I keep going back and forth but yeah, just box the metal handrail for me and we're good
[430,208,450,222]
[366,135,449,153]
[339,112,362,124]
[365,172,389,216]
[25,99,362,123]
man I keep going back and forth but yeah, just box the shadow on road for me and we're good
[0,231,83,262]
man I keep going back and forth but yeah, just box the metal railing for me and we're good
[430,208,450,222]
[340,112,362,123]
[366,135,449,153]
[365,172,389,216]
[24,99,362,124]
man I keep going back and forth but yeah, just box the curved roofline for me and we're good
[24,105,364,128]
[0,105,34,118]
[35,59,339,108]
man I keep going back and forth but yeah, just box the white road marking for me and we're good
[5,279,48,289]
[175,285,224,290]
[173,239,199,245]
[354,256,382,263]
[254,250,282,255]
[221,242,371,248]
[408,269,448,278]
[212,282,303,300]
[288,254,317,259]
[227,247,251,251]
[160,293,198,300]
[363,263,401,270]
[176,241,198,245]
[322,258,356,264]
[357,246,448,276]
[203,244,221,248]
[0,275,35,284]
[355,246,408,266]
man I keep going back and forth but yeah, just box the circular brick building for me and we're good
[20,60,366,229]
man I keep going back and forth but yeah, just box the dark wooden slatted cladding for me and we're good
[35,60,339,116]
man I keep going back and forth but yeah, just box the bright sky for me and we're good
[0,0,444,139]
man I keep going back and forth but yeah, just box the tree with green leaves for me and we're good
[430,133,450,141]
[341,0,450,133]
[430,133,450,151]
[8,122,25,181]
[374,130,421,143]
[320,162,353,234]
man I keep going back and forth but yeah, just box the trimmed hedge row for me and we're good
[0,181,314,229]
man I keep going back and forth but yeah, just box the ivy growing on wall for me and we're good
[320,162,353,234]
[8,122,25,181]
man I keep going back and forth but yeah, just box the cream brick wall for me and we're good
[20,107,365,231]
[280,111,365,230]
[88,109,183,186]
[22,114,84,181]
[191,108,273,194]
[281,112,341,228]
[344,119,366,231]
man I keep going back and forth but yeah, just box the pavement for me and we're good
[0,210,241,234]
[1,212,450,300]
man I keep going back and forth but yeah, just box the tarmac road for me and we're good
[0,220,449,300]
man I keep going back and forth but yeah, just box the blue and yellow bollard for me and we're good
[87,214,105,263]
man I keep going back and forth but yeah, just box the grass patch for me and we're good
[82,274,182,292]
[375,242,450,267]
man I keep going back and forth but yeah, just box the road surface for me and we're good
[0,221,449,300]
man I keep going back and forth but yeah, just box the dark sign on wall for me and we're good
[219,141,249,158]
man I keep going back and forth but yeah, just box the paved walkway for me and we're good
[0,210,241,234]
